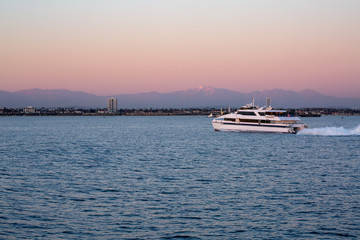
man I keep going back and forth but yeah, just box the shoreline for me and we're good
[1,108,360,117]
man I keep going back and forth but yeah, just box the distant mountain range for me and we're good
[1,87,359,108]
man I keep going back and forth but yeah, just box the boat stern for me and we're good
[292,123,308,134]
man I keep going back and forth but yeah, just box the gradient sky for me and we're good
[1,0,359,97]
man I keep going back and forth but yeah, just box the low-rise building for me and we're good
[24,106,36,114]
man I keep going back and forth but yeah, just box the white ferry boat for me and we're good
[212,99,308,134]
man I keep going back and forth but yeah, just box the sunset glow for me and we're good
[1,0,359,97]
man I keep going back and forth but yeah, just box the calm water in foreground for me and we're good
[0,116,359,239]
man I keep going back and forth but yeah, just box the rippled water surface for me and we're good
[1,116,359,239]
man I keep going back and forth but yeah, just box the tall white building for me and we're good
[266,97,271,107]
[107,97,118,113]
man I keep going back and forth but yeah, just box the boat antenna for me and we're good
[252,97,255,108]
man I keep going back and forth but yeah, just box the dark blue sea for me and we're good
[1,115,359,239]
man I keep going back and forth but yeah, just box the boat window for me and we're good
[260,120,271,124]
[224,118,235,122]
[239,119,258,123]
[258,112,265,116]
[238,111,256,116]
[265,112,288,117]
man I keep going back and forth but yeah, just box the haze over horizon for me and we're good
[2,85,359,100]
[1,1,359,98]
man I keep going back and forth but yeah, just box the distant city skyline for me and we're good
[1,1,359,98]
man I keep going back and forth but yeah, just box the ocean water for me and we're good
[0,115,359,239]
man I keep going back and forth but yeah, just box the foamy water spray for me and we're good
[298,125,360,136]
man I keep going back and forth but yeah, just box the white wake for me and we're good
[298,124,360,136]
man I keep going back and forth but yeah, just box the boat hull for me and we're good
[212,121,306,134]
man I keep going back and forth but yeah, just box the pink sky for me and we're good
[1,1,359,97]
